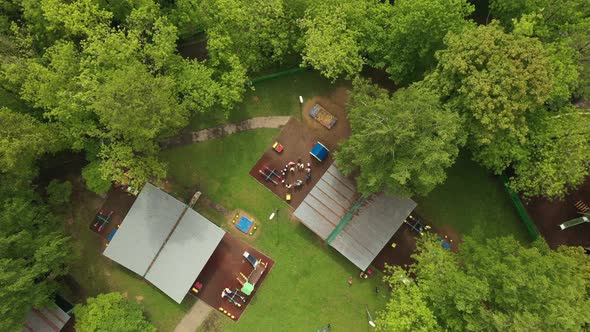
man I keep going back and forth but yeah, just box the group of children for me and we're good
[280,158,312,189]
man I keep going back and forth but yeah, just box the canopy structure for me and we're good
[103,183,225,303]
[294,162,417,270]
[310,142,329,162]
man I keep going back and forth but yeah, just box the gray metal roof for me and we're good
[145,208,225,303]
[24,306,70,332]
[330,193,417,270]
[103,183,186,275]
[294,162,416,270]
[293,163,355,239]
[103,183,225,303]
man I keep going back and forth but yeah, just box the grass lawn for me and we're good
[65,187,195,331]
[161,130,388,332]
[415,153,531,243]
[188,70,334,130]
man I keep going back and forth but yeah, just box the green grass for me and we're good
[188,70,333,130]
[415,154,531,243]
[66,189,195,332]
[161,130,388,332]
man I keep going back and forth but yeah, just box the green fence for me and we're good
[499,174,539,241]
[250,67,307,84]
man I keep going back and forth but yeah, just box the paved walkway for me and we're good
[161,116,291,149]
[173,300,212,332]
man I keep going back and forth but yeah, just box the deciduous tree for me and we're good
[0,192,71,331]
[365,0,474,84]
[378,234,590,331]
[336,79,465,196]
[75,292,156,332]
[426,23,554,173]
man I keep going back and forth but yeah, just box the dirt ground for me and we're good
[191,233,275,321]
[371,214,461,272]
[88,187,137,241]
[523,176,590,249]
[249,118,336,209]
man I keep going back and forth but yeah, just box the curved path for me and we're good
[161,116,291,149]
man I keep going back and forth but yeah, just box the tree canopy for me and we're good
[377,234,590,331]
[336,79,465,196]
[0,189,71,331]
[75,292,156,332]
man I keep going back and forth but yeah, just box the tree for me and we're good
[299,1,367,80]
[490,0,590,99]
[81,161,112,194]
[426,23,554,173]
[364,0,474,85]
[378,234,590,331]
[376,267,440,332]
[197,0,296,72]
[75,292,156,332]
[0,192,71,331]
[0,107,63,183]
[46,179,72,206]
[336,79,465,196]
[509,108,590,198]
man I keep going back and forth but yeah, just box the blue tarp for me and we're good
[310,142,329,162]
[236,216,253,234]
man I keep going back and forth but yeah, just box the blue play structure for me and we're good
[107,228,118,242]
[310,142,329,162]
[236,216,254,234]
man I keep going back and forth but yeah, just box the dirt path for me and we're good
[173,300,212,332]
[161,116,291,149]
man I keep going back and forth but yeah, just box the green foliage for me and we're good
[379,234,590,331]
[82,161,112,194]
[46,179,72,206]
[75,292,156,332]
[0,107,62,182]
[510,108,590,199]
[365,0,474,84]
[198,0,296,72]
[299,1,367,80]
[336,79,465,196]
[427,23,554,173]
[0,191,71,331]
[376,267,440,332]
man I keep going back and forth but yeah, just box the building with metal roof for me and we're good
[294,162,417,270]
[103,183,225,303]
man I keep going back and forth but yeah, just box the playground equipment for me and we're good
[97,210,114,233]
[237,253,268,295]
[190,281,203,295]
[224,288,247,302]
[310,142,329,162]
[258,165,283,185]
[575,200,590,213]
[309,103,337,129]
[221,288,242,307]
[94,209,113,232]
[404,214,430,235]
[559,216,589,230]
[235,216,256,235]
[272,141,284,153]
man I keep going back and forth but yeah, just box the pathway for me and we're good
[161,116,291,149]
[173,300,212,332]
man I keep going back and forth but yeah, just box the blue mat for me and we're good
[236,216,253,234]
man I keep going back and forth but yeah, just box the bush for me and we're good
[82,161,111,194]
[46,179,72,206]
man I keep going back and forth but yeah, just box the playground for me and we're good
[88,187,136,241]
[191,233,275,321]
[524,176,590,248]
[248,118,338,208]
